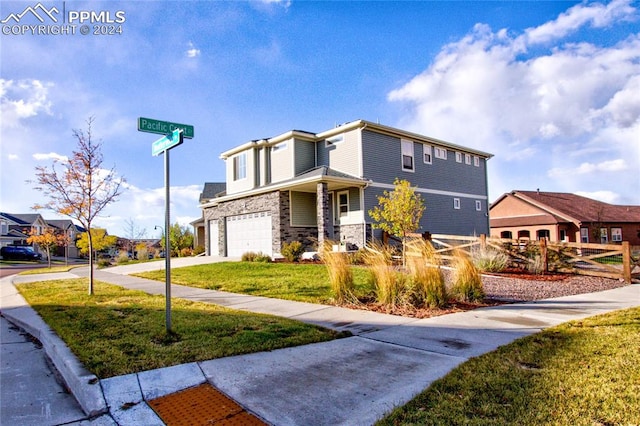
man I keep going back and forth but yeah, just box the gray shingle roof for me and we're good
[200,183,227,202]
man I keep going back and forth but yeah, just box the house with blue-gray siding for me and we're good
[199,120,492,257]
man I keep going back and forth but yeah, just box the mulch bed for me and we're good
[333,268,625,319]
[483,267,569,282]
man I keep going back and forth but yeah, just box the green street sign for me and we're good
[152,129,184,156]
[138,117,194,139]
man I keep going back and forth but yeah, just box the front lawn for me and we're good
[18,265,82,275]
[377,306,640,425]
[15,279,345,378]
[136,262,373,304]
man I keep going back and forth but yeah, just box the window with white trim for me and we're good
[233,153,247,180]
[338,191,349,218]
[580,227,589,243]
[435,147,447,160]
[455,152,462,163]
[423,144,432,164]
[401,139,414,171]
[465,153,471,165]
[475,200,482,211]
[611,228,622,242]
[474,156,480,167]
[453,198,461,209]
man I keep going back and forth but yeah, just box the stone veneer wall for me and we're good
[333,223,371,249]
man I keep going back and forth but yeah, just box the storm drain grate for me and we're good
[148,383,266,425]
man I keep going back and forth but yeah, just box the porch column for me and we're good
[317,182,330,248]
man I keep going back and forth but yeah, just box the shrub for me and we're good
[241,251,258,262]
[406,239,447,308]
[179,247,193,257]
[450,249,484,302]
[363,243,401,307]
[116,250,130,265]
[281,241,304,262]
[254,253,272,263]
[97,258,111,268]
[193,245,205,256]
[136,247,148,261]
[320,241,354,303]
[241,251,271,262]
[471,246,509,272]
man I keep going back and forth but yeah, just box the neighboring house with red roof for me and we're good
[489,191,640,245]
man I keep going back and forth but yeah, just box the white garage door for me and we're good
[226,212,273,257]
[209,220,219,256]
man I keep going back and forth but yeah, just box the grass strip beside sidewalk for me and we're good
[16,279,345,379]
[136,262,372,304]
[377,306,640,426]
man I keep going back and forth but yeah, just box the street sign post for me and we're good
[152,128,183,156]
[138,117,194,139]
[139,117,194,333]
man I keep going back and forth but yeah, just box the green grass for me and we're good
[16,279,346,379]
[18,265,82,275]
[136,262,372,303]
[378,307,640,425]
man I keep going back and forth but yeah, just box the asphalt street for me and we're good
[0,314,89,425]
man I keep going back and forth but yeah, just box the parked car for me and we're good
[1,246,42,261]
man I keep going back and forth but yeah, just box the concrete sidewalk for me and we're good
[2,258,639,425]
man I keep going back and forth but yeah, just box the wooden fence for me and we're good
[400,233,639,283]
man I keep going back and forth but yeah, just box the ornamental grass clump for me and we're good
[363,243,400,307]
[450,249,484,302]
[320,241,354,303]
[471,246,509,272]
[406,238,447,308]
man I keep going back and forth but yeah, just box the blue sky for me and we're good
[1,0,639,238]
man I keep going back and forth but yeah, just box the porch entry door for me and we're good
[226,212,273,257]
[209,220,219,256]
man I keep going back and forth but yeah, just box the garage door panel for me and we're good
[226,212,272,257]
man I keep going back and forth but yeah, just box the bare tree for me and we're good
[31,117,125,295]
[123,217,147,255]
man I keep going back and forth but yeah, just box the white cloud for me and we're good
[33,152,68,162]
[524,0,636,45]
[0,79,53,128]
[575,190,621,204]
[7,154,18,160]
[548,159,628,177]
[388,1,640,203]
[94,184,202,236]
[186,41,201,58]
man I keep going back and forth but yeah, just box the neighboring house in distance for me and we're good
[0,213,49,252]
[489,190,640,245]
[0,213,86,258]
[199,119,493,257]
[47,219,85,258]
